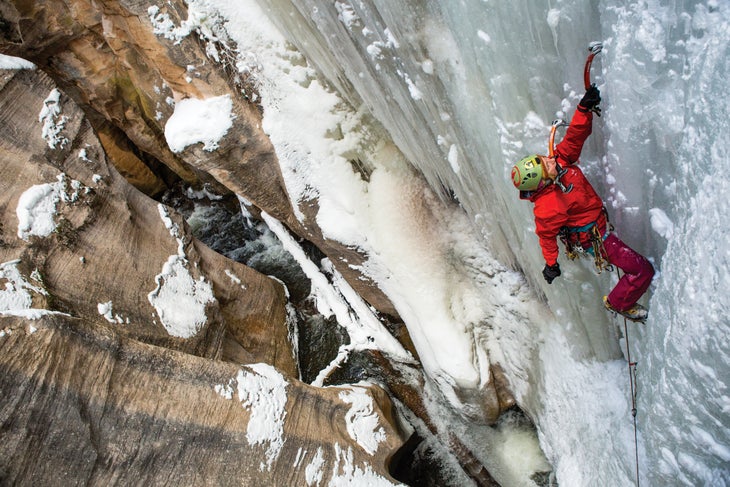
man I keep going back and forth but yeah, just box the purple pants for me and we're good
[602,233,655,311]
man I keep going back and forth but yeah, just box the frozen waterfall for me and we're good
[198,0,728,485]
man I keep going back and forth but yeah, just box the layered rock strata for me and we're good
[0,67,403,485]
[0,0,397,316]
[0,0,520,483]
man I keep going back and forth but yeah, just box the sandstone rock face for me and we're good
[0,0,398,317]
[0,68,295,371]
[0,68,403,485]
[0,0,520,483]
[0,314,403,486]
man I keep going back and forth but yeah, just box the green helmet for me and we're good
[511,154,545,191]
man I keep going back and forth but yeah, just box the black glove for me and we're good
[542,263,561,284]
[579,85,601,111]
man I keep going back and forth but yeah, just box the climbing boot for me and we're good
[603,296,648,323]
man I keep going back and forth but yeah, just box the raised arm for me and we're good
[555,86,600,164]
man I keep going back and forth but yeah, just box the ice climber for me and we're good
[510,86,654,322]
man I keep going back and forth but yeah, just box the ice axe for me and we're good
[583,41,603,116]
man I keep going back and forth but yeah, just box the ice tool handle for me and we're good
[548,119,573,194]
[583,41,603,116]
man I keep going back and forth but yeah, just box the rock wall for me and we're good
[0,0,518,483]
[0,313,403,486]
[0,0,398,317]
[0,67,404,485]
[0,68,294,369]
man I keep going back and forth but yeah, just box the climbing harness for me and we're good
[558,212,615,274]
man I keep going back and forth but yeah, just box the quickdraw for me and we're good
[558,218,614,274]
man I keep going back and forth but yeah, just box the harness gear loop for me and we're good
[558,209,614,274]
[589,224,614,274]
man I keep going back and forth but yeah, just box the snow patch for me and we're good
[148,1,234,63]
[547,9,561,29]
[236,364,288,471]
[0,54,35,69]
[16,183,61,240]
[0,260,46,312]
[215,379,235,400]
[305,447,326,486]
[448,144,460,173]
[164,95,234,152]
[16,174,86,241]
[329,444,400,486]
[147,256,214,338]
[215,365,288,470]
[0,260,65,320]
[38,89,68,149]
[649,208,674,239]
[147,204,215,338]
[78,148,92,163]
[339,385,387,455]
[97,301,126,324]
[477,30,491,44]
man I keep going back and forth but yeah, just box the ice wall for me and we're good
[600,1,730,484]
[242,0,729,484]
[256,0,621,360]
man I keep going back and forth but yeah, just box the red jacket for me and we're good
[530,108,607,266]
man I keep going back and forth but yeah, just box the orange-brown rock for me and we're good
[0,313,404,486]
[0,67,295,369]
[0,66,404,485]
[0,0,520,482]
[0,0,399,317]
